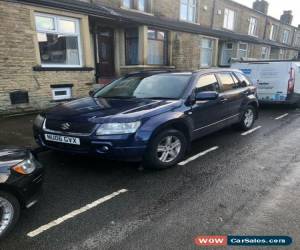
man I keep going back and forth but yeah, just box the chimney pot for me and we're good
[280,10,293,25]
[253,0,269,15]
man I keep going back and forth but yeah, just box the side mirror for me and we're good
[240,80,248,87]
[89,90,95,97]
[195,91,219,101]
[89,85,105,97]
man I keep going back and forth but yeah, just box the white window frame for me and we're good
[180,0,197,23]
[283,29,290,44]
[220,42,234,66]
[248,17,258,36]
[35,12,83,68]
[295,36,300,47]
[200,38,214,67]
[122,0,133,9]
[138,0,146,11]
[238,43,248,58]
[261,46,270,59]
[51,87,72,101]
[269,24,278,41]
[223,8,235,31]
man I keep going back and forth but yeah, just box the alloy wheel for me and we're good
[244,108,254,128]
[0,197,14,236]
[157,136,182,163]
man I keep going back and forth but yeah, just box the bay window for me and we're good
[35,13,82,67]
[122,0,133,9]
[138,0,146,11]
[261,47,270,59]
[147,29,168,65]
[125,28,139,65]
[238,43,248,58]
[200,39,214,67]
[180,0,197,23]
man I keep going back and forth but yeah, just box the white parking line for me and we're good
[241,126,262,136]
[178,146,219,166]
[27,189,128,238]
[275,113,289,120]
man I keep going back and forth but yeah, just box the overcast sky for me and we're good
[233,0,300,26]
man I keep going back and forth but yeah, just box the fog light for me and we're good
[101,146,110,152]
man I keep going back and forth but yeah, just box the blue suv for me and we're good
[33,69,258,169]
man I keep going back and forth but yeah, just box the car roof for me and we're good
[125,68,242,77]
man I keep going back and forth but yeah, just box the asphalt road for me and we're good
[0,105,300,250]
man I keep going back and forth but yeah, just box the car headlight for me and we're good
[12,154,36,175]
[96,121,141,135]
[34,114,45,128]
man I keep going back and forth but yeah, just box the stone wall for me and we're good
[0,1,94,115]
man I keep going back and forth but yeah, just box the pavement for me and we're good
[0,105,300,250]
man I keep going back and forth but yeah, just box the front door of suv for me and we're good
[191,74,225,137]
[216,72,244,123]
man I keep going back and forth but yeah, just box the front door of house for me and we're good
[96,28,115,80]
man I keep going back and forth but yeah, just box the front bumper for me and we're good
[34,129,148,161]
[7,160,44,208]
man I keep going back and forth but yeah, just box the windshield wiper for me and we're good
[143,97,178,100]
[101,96,136,99]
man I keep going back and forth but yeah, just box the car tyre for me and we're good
[238,105,256,131]
[143,129,188,169]
[0,191,20,239]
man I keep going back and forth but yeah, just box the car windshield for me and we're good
[94,74,191,100]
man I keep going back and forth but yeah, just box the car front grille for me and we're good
[44,119,96,135]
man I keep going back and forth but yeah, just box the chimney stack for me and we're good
[280,10,293,25]
[253,0,269,14]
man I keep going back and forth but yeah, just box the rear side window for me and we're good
[196,74,220,92]
[234,72,252,87]
[217,73,236,91]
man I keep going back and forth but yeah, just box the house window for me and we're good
[138,0,146,11]
[238,43,248,58]
[35,13,82,67]
[180,0,197,23]
[295,36,300,47]
[122,0,133,8]
[147,29,168,65]
[123,0,149,12]
[223,8,235,30]
[248,17,258,36]
[283,29,290,44]
[51,87,72,101]
[279,49,284,59]
[261,47,270,59]
[221,42,233,66]
[269,24,278,41]
[200,39,214,67]
[125,28,139,65]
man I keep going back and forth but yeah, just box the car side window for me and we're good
[217,73,237,92]
[234,72,252,87]
[196,74,220,93]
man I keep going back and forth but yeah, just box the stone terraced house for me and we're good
[0,0,300,114]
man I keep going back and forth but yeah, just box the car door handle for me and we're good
[219,97,228,103]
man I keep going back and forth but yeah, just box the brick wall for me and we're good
[0,1,94,115]
[172,32,202,71]
[212,0,266,39]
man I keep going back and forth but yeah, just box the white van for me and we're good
[231,60,300,105]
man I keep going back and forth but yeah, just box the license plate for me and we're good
[45,134,80,145]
